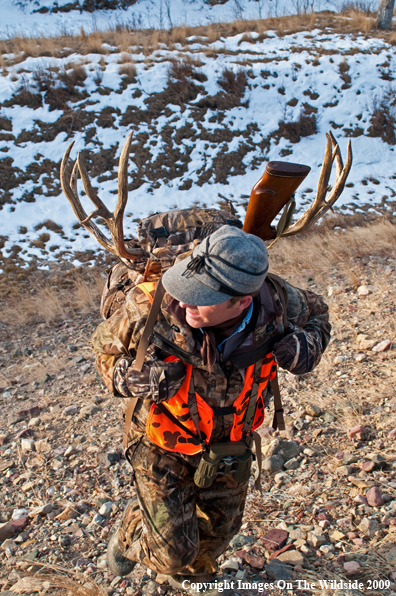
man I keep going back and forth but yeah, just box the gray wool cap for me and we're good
[162,225,269,306]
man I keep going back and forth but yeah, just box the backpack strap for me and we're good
[132,278,165,372]
[265,272,289,433]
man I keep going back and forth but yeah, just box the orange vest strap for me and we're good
[137,282,156,303]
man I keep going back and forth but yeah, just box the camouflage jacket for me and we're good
[92,265,330,448]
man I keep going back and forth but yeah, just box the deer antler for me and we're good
[275,131,352,240]
[60,132,144,261]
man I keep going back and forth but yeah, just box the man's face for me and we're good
[179,295,252,328]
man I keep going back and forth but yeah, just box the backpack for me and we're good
[100,207,243,320]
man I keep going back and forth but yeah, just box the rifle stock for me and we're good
[243,162,311,241]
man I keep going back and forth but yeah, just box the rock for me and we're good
[347,425,365,440]
[261,529,288,552]
[385,546,396,565]
[0,522,14,541]
[35,439,51,453]
[320,544,335,555]
[274,472,291,484]
[388,429,396,439]
[0,434,9,445]
[10,516,29,533]
[62,405,79,417]
[284,457,299,470]
[308,532,327,548]
[277,549,304,566]
[92,512,104,524]
[29,504,53,517]
[355,352,367,362]
[64,445,78,457]
[344,561,361,574]
[358,517,379,537]
[329,530,345,543]
[267,438,300,462]
[142,581,160,596]
[17,405,40,418]
[99,502,114,517]
[262,455,284,472]
[337,465,354,477]
[360,339,377,350]
[12,508,30,520]
[353,495,368,505]
[244,553,266,569]
[265,559,293,582]
[305,404,322,417]
[229,533,253,549]
[59,535,71,547]
[79,405,101,418]
[323,412,337,423]
[372,339,392,352]
[361,460,375,472]
[24,548,39,561]
[357,285,372,296]
[21,438,35,452]
[303,447,315,457]
[55,507,78,521]
[366,487,384,507]
[29,417,41,427]
[220,557,239,571]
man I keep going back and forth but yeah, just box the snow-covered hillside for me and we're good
[1,13,396,271]
[3,0,341,38]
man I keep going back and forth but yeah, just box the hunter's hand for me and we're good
[149,360,187,403]
[273,325,319,375]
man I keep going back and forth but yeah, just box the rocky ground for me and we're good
[0,228,396,596]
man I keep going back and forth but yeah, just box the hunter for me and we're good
[91,225,331,592]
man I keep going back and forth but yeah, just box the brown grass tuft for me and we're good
[10,571,107,596]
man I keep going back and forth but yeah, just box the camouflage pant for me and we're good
[118,436,250,576]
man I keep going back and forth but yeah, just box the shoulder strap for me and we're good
[266,272,288,329]
[266,273,287,433]
[132,278,165,372]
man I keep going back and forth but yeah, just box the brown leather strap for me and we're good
[123,397,139,449]
[271,370,285,431]
[132,278,165,372]
[266,272,288,329]
[252,430,262,492]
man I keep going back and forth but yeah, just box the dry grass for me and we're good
[269,219,396,280]
[9,571,107,596]
[0,11,394,69]
[1,271,104,326]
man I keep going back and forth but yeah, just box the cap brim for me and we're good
[162,258,233,306]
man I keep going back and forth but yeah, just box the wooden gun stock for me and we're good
[243,162,311,241]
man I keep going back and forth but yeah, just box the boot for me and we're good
[106,528,136,577]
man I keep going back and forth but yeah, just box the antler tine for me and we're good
[61,134,144,261]
[110,132,135,260]
[61,142,116,254]
[77,153,113,220]
[280,132,352,238]
[60,142,88,224]
[70,160,114,252]
[281,133,333,236]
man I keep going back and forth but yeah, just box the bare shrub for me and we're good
[59,63,87,87]
[119,62,137,85]
[277,112,317,143]
[339,0,374,14]
[368,93,396,144]
[217,68,248,96]
[9,571,107,596]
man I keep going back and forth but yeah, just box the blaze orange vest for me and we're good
[137,282,276,456]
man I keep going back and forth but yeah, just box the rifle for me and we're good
[243,131,352,244]
[243,161,310,241]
